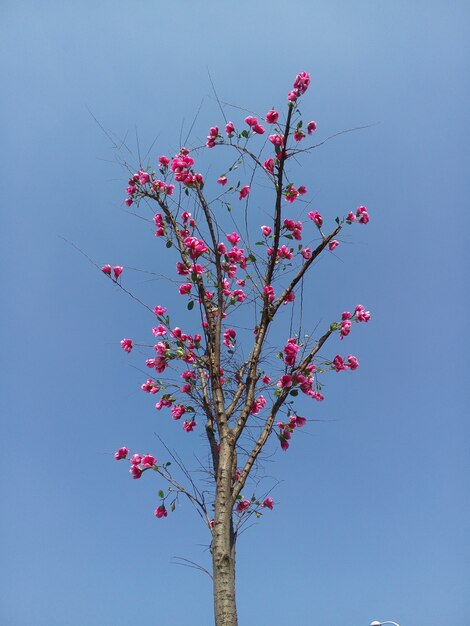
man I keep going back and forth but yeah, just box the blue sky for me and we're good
[1,1,469,625]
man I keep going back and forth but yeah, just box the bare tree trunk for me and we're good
[212,443,238,626]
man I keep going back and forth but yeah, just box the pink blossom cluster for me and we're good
[152,179,174,195]
[101,264,123,279]
[267,244,293,261]
[170,148,204,188]
[346,205,370,224]
[244,116,265,135]
[332,354,359,372]
[114,448,156,479]
[141,378,160,394]
[287,71,310,101]
[283,338,299,366]
[284,219,303,240]
[124,170,150,206]
[278,415,307,451]
[223,328,236,348]
[184,236,209,259]
[250,395,266,415]
[340,305,371,339]
[206,126,219,148]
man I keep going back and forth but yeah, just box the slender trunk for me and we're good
[212,443,238,626]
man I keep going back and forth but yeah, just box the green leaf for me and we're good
[187,300,194,311]
[290,389,299,397]
[166,240,173,248]
[240,130,249,138]
[158,490,165,499]
[335,216,340,224]
[171,500,176,512]
[255,241,265,246]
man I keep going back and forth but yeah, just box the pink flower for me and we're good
[285,186,299,203]
[261,225,272,236]
[269,134,284,146]
[184,236,209,258]
[225,121,235,137]
[159,155,170,167]
[307,120,317,134]
[264,285,275,302]
[165,184,174,195]
[294,131,305,142]
[277,245,293,260]
[264,158,275,173]
[218,176,228,186]
[154,305,167,315]
[356,205,369,224]
[239,185,250,200]
[130,454,142,465]
[179,283,192,295]
[223,328,236,348]
[333,355,348,372]
[129,465,142,479]
[250,395,266,415]
[329,240,339,251]
[113,266,123,279]
[277,375,293,388]
[138,170,150,185]
[283,338,299,366]
[298,185,307,195]
[355,304,371,322]
[227,232,241,245]
[287,89,299,102]
[262,497,274,510]
[154,505,168,518]
[171,404,186,420]
[280,437,289,451]
[340,320,351,339]
[347,355,359,370]
[262,375,271,384]
[283,291,295,305]
[120,338,133,353]
[308,211,323,227]
[183,420,197,432]
[124,198,133,207]
[114,447,128,460]
[266,110,279,124]
[152,324,166,337]
[346,211,356,224]
[293,71,310,95]
[236,499,251,513]
[342,311,351,320]
[101,264,112,275]
[245,116,258,127]
[294,416,307,427]
[141,454,156,469]
[252,123,265,135]
[141,379,159,394]
[301,247,312,260]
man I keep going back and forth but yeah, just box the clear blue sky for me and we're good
[1,2,469,625]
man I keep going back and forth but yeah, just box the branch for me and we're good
[271,222,343,313]
[232,326,334,501]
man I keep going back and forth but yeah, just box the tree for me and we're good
[104,71,370,626]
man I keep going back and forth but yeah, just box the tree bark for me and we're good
[212,443,238,626]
